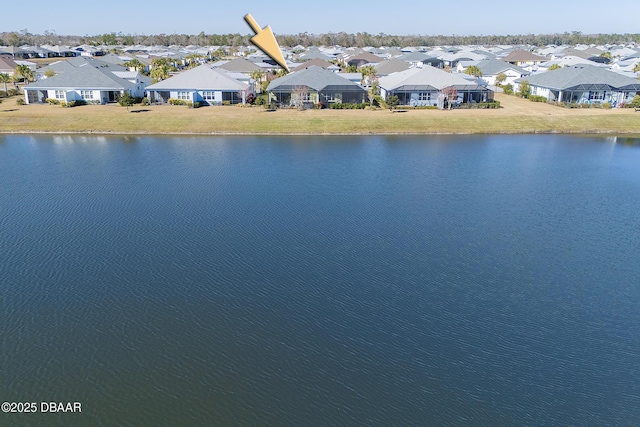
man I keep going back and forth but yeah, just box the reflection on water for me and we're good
[1,134,639,426]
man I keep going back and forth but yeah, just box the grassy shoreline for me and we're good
[2,94,640,136]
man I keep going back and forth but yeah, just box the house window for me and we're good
[202,91,215,100]
[55,90,65,100]
[589,91,604,101]
[177,91,190,100]
[80,90,94,100]
[418,92,431,101]
[299,92,312,101]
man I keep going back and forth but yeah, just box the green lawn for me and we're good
[2,94,639,135]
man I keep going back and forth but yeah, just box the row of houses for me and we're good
[20,57,494,108]
[12,42,640,108]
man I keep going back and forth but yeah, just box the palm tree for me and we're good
[250,70,265,93]
[464,65,482,78]
[150,64,169,83]
[123,58,144,73]
[15,64,34,85]
[0,73,10,95]
[495,72,507,86]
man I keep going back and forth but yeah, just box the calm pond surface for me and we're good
[1,134,639,426]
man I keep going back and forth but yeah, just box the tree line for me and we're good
[2,29,640,48]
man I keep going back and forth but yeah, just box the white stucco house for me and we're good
[457,58,530,86]
[145,64,250,105]
[22,61,148,104]
[514,64,640,106]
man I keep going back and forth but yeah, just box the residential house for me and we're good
[297,48,332,62]
[41,45,79,58]
[291,58,339,72]
[438,51,487,68]
[501,49,548,67]
[0,56,19,76]
[36,57,127,80]
[378,66,494,106]
[267,65,366,107]
[344,52,383,68]
[400,52,444,68]
[458,58,530,86]
[514,64,640,106]
[373,58,411,77]
[23,61,147,104]
[145,65,249,105]
[215,57,264,74]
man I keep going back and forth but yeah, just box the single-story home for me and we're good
[345,52,383,68]
[35,57,127,80]
[374,58,411,76]
[267,65,367,107]
[458,58,530,86]
[0,56,19,76]
[514,64,640,106]
[23,62,147,104]
[399,52,444,68]
[501,49,548,67]
[145,65,249,105]
[290,58,340,73]
[379,65,494,106]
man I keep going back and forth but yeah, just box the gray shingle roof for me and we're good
[145,65,248,91]
[501,49,547,63]
[515,64,640,90]
[476,59,529,76]
[379,66,485,92]
[374,58,411,76]
[267,66,366,92]
[37,57,126,76]
[24,63,135,90]
[216,58,263,73]
[291,58,334,72]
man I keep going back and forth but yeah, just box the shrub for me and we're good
[329,102,367,109]
[386,95,400,110]
[16,98,25,105]
[140,97,149,106]
[517,81,531,98]
[222,100,231,106]
[67,100,77,107]
[193,101,202,108]
[528,95,547,103]
[118,92,134,107]
[168,98,185,105]
[602,102,611,109]
[186,100,193,108]
[46,98,59,105]
[60,101,67,108]
[475,101,501,109]
[255,94,268,106]
[566,103,579,108]
[631,95,640,108]
[502,84,513,95]
[7,88,20,96]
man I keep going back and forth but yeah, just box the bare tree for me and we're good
[292,85,310,110]
[441,86,459,110]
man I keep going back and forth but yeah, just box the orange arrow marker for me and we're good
[244,13,289,72]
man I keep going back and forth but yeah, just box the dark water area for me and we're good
[1,134,639,426]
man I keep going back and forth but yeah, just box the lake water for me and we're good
[1,134,639,426]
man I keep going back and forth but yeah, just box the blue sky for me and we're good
[4,0,639,37]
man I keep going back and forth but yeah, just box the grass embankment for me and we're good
[1,94,639,135]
